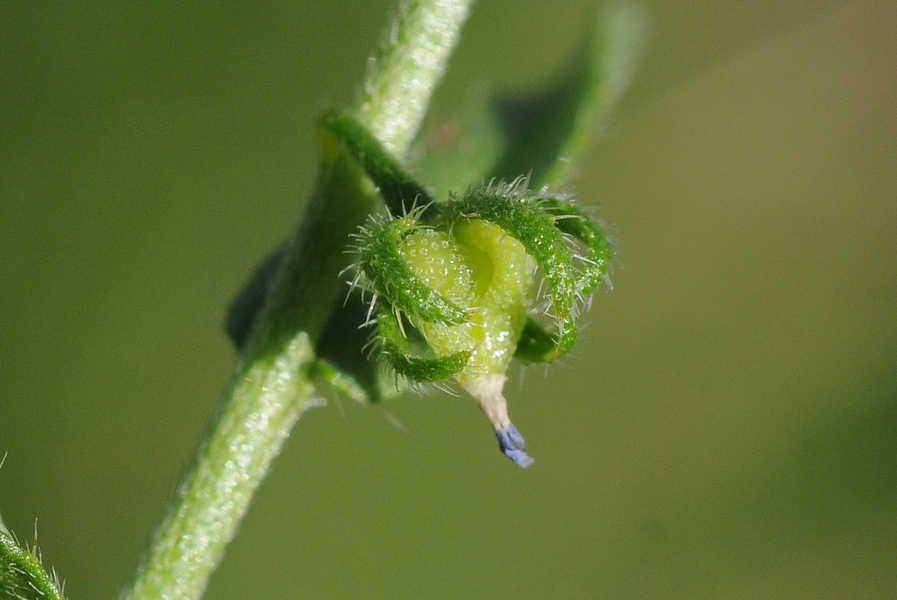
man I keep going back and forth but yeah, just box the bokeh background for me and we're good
[2,1,896,598]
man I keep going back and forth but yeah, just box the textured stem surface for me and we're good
[357,0,473,157]
[118,2,472,599]
[120,336,319,600]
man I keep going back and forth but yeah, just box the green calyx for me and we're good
[225,5,645,467]
[351,179,601,471]
[322,101,613,383]
[354,214,469,325]
[402,217,536,382]
[353,172,605,384]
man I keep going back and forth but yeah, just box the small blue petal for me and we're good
[495,424,534,468]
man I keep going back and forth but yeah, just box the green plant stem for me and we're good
[120,336,318,600]
[118,2,473,600]
[357,0,473,156]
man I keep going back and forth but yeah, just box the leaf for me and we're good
[408,88,506,199]
[312,293,395,403]
[0,530,65,600]
[491,4,648,187]
[319,111,437,218]
[225,244,285,350]
[411,4,648,192]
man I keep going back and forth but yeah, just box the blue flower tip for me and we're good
[505,448,535,468]
[495,424,534,469]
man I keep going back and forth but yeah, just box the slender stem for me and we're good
[119,336,319,600]
[356,0,473,157]
[118,2,472,600]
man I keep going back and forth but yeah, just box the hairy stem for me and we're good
[357,0,473,157]
[118,336,319,600]
[118,2,472,600]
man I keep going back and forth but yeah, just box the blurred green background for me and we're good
[2,1,896,598]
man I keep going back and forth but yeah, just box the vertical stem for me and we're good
[357,0,473,158]
[119,2,473,600]
[119,336,320,600]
